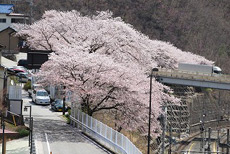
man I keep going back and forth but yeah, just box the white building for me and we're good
[0,4,29,32]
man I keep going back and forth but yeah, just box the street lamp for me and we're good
[147,68,158,154]
[24,105,32,148]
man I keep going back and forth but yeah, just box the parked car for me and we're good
[51,99,69,112]
[32,89,50,105]
[17,59,28,68]
[17,72,32,83]
[9,66,27,73]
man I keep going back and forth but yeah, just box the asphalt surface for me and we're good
[183,130,223,153]
[22,90,111,154]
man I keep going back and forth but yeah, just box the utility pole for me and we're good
[147,69,155,154]
[200,99,206,152]
[161,106,167,154]
[30,117,33,154]
[227,129,229,154]
[179,107,182,139]
[168,123,172,154]
[207,127,211,154]
[1,68,8,154]
[1,121,6,154]
[217,91,221,152]
[29,0,33,24]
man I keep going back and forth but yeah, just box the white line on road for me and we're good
[45,133,51,154]
[188,142,195,154]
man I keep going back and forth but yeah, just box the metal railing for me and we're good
[70,107,142,154]
[152,68,230,84]
[6,110,23,126]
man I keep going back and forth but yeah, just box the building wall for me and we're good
[0,51,1,64]
[0,14,28,31]
[0,67,4,106]
[0,28,19,53]
[0,14,11,31]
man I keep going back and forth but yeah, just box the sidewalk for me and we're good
[0,136,30,154]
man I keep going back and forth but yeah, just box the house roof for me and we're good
[7,13,29,17]
[0,27,16,34]
[0,4,14,14]
[0,23,27,34]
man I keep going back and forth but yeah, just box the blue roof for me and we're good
[0,4,14,14]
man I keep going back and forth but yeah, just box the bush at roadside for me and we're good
[16,126,29,137]
[23,81,31,91]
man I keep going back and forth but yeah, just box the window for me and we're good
[11,18,25,23]
[0,18,6,23]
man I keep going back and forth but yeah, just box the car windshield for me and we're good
[55,100,63,105]
[55,100,62,103]
[34,85,42,89]
[56,101,63,106]
[37,91,48,96]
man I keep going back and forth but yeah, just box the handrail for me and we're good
[70,109,142,154]
[70,115,128,154]
[7,110,21,117]
[153,68,230,84]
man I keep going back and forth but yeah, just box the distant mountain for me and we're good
[5,0,230,72]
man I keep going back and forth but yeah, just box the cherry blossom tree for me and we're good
[18,10,213,135]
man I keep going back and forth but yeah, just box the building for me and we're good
[0,26,19,54]
[0,4,29,31]
[0,4,28,55]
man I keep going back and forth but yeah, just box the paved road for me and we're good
[184,130,222,153]
[22,90,110,154]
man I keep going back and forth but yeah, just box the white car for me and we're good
[32,89,50,105]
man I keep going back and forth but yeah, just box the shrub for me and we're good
[16,127,29,137]
[23,81,31,91]
[64,109,71,124]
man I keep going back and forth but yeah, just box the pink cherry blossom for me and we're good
[18,10,212,136]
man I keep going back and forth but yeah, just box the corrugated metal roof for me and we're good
[0,4,14,14]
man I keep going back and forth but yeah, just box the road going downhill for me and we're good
[22,90,111,154]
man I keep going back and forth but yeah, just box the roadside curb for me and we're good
[81,131,116,154]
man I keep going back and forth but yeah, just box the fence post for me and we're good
[110,127,113,141]
[115,131,118,153]
[70,102,73,125]
[125,136,127,154]
[105,124,107,138]
[90,116,93,136]
[95,118,97,132]
[100,122,102,135]
[90,117,93,129]
[86,114,88,134]
[77,109,80,129]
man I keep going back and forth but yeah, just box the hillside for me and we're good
[7,0,230,73]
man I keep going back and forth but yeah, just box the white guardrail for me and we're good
[153,68,230,83]
[70,107,142,154]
